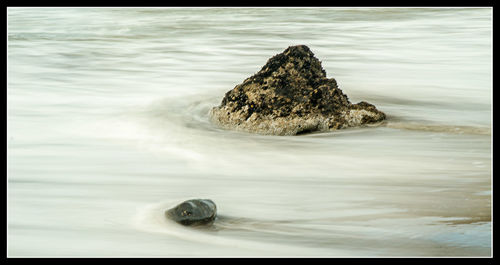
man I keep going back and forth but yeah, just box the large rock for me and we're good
[210,45,386,135]
[165,199,217,226]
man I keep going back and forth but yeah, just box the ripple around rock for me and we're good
[210,45,386,136]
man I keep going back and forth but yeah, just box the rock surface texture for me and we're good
[210,45,386,135]
[165,199,217,226]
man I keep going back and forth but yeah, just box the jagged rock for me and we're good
[165,199,217,226]
[210,45,386,136]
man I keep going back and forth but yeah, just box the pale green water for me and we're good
[7,7,492,257]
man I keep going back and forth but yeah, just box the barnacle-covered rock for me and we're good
[209,45,385,135]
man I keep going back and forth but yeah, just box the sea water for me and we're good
[7,7,492,257]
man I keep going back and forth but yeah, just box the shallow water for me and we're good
[7,7,492,257]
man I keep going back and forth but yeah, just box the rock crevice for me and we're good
[210,45,386,135]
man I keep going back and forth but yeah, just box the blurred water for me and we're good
[7,7,492,257]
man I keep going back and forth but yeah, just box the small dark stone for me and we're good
[165,199,217,226]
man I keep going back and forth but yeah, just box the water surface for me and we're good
[7,7,492,257]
